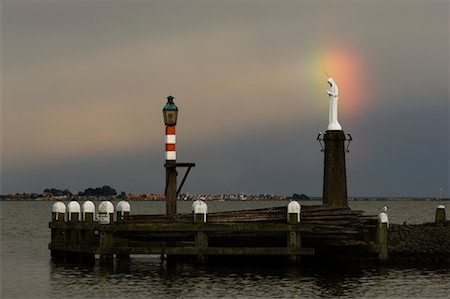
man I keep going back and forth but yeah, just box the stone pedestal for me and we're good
[323,130,348,206]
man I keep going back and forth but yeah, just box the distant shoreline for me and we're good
[0,196,448,202]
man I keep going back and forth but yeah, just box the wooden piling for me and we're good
[377,215,388,264]
[80,212,96,262]
[117,200,131,222]
[50,211,66,260]
[117,211,130,221]
[195,205,208,264]
[66,212,80,261]
[99,227,114,265]
[165,163,177,216]
[116,202,131,261]
[287,202,301,264]
[435,205,446,226]
[287,229,301,264]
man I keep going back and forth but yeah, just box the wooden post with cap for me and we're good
[163,96,195,216]
[163,95,178,216]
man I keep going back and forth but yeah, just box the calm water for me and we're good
[1,200,449,298]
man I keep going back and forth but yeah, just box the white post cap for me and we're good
[82,201,96,214]
[67,201,81,213]
[98,201,114,214]
[194,201,207,214]
[67,201,81,221]
[52,201,66,214]
[288,201,301,214]
[98,201,114,224]
[192,200,203,212]
[378,212,389,225]
[117,200,131,213]
[438,204,446,209]
[287,201,301,222]
[193,201,207,222]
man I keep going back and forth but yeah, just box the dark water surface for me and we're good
[1,200,449,298]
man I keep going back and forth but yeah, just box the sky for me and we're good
[1,0,449,197]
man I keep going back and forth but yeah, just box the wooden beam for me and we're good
[108,246,315,256]
[105,222,313,233]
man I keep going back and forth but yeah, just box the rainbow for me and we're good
[304,42,368,120]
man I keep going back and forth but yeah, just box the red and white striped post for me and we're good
[163,96,178,216]
[165,126,176,161]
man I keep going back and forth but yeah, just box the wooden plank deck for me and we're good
[49,204,378,264]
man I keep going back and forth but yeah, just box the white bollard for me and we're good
[67,201,81,222]
[52,201,66,221]
[377,210,389,263]
[436,204,446,225]
[287,201,301,223]
[378,211,389,227]
[116,200,131,220]
[82,201,96,222]
[98,201,114,224]
[193,200,207,223]
[192,200,203,211]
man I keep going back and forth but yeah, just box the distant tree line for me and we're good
[43,185,118,197]
[77,185,117,197]
[291,193,310,200]
[44,188,73,197]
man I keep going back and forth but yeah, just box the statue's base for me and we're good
[323,130,348,207]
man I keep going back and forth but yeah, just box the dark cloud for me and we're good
[1,0,448,196]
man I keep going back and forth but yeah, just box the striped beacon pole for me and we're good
[163,95,178,216]
[165,121,176,160]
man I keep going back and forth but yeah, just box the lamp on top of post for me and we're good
[163,95,178,163]
[163,95,178,127]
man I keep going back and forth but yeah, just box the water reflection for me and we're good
[49,256,445,298]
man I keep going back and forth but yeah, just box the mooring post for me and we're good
[52,201,67,222]
[116,200,131,221]
[377,211,389,263]
[435,205,446,226]
[287,201,301,263]
[116,201,131,260]
[287,201,301,224]
[81,201,96,262]
[82,201,95,223]
[163,95,178,216]
[66,201,81,261]
[50,201,66,260]
[193,201,208,264]
[99,228,113,265]
[98,201,114,264]
[193,200,208,223]
[98,201,114,224]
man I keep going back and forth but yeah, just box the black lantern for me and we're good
[163,95,178,126]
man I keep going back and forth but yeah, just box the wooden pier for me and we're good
[49,202,382,265]
[48,87,450,266]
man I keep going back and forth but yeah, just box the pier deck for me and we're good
[49,204,380,264]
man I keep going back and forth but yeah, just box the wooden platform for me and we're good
[49,204,378,264]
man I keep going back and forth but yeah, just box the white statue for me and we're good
[326,77,342,131]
